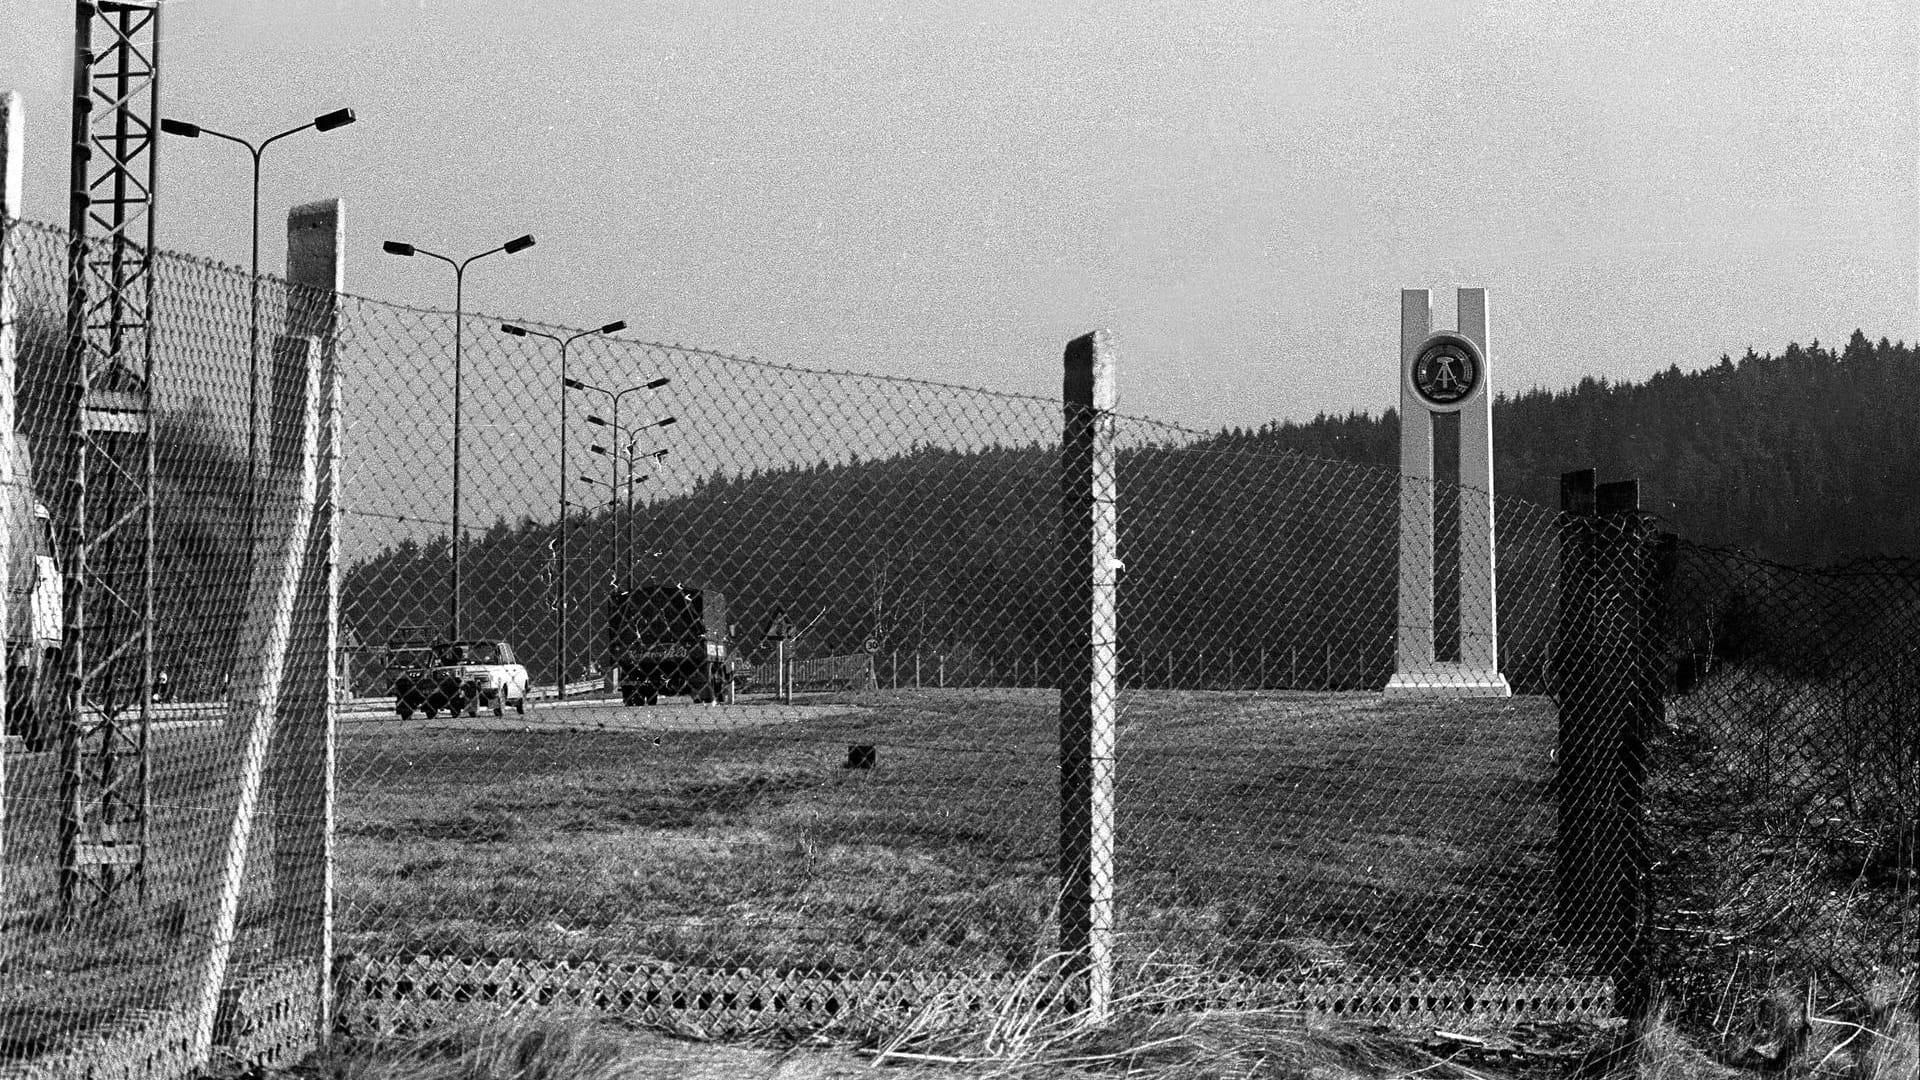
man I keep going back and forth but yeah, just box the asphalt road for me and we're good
[353,692,863,734]
[29,692,859,743]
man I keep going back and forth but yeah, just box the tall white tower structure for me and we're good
[1385,288,1511,698]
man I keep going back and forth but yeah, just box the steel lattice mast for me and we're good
[59,0,159,912]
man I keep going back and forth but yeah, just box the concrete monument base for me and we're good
[1384,665,1512,699]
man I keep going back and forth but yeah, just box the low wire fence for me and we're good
[0,213,1913,1077]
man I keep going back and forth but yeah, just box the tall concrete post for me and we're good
[0,91,24,899]
[1394,291,1434,677]
[271,198,344,1043]
[1386,288,1510,698]
[1059,329,1118,1021]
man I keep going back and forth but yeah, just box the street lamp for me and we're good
[383,233,537,639]
[588,442,669,586]
[565,375,671,590]
[160,107,357,539]
[499,319,628,698]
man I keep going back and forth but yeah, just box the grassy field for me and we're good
[334,689,1565,980]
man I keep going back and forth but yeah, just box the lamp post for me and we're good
[159,108,357,540]
[500,320,629,699]
[587,441,669,588]
[563,375,671,589]
[383,234,536,639]
[577,466,656,583]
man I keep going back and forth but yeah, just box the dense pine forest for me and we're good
[1241,330,1920,564]
[339,331,1920,688]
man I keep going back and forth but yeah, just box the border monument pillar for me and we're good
[1385,287,1510,698]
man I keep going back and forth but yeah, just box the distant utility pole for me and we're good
[870,554,890,651]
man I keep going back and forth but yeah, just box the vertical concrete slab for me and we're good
[1059,328,1117,1021]
[273,198,344,1041]
[0,89,21,217]
[0,90,22,894]
[1455,288,1500,673]
[1395,290,1434,674]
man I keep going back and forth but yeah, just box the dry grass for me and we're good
[312,1015,633,1080]
[297,967,1920,1080]
[333,688,1564,979]
[852,956,1493,1080]
[1581,976,1920,1080]
[1652,668,1919,1043]
[306,998,1532,1080]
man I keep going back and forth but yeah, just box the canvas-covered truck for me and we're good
[607,583,736,706]
[6,438,64,751]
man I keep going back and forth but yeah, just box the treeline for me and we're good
[342,331,1919,689]
[1221,330,1920,564]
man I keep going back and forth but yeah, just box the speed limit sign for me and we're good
[863,638,879,654]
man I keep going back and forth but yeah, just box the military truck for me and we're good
[6,438,64,751]
[606,583,735,706]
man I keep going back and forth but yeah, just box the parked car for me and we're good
[393,639,531,720]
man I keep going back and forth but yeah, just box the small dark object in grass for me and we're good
[844,744,876,769]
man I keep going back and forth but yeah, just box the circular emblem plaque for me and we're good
[1410,332,1484,410]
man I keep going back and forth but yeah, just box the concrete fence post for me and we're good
[271,198,344,1044]
[1059,329,1118,1022]
[1554,470,1670,1010]
[0,90,23,904]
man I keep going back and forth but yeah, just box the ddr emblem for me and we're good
[1410,332,1483,409]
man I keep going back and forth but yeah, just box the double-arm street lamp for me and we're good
[564,375,672,590]
[585,440,670,587]
[578,454,661,582]
[383,234,537,639]
[159,107,357,536]
[499,320,630,698]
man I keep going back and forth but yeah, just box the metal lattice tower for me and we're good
[59,0,160,912]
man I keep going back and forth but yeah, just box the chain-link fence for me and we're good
[1,216,336,1075]
[1652,545,1920,1041]
[2,213,1914,1075]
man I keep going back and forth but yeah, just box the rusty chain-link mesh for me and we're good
[2,214,1914,1073]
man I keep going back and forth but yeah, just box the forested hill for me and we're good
[341,330,1915,684]
[1223,330,1920,565]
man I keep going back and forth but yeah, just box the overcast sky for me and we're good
[5,0,1915,431]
